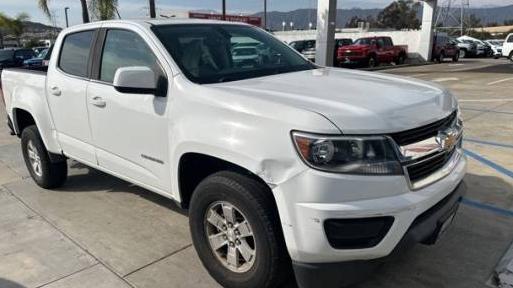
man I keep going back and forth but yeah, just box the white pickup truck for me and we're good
[1,20,466,288]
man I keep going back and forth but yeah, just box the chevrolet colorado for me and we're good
[1,20,466,288]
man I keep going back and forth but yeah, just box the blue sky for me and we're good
[2,0,512,27]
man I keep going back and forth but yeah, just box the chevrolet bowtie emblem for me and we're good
[436,128,459,151]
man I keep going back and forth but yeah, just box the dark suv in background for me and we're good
[0,48,36,70]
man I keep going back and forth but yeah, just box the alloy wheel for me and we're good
[27,140,43,177]
[204,201,257,273]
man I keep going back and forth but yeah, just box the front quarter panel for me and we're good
[169,74,340,204]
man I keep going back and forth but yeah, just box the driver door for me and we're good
[86,28,171,192]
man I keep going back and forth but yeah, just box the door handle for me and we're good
[50,86,61,96]
[91,96,106,108]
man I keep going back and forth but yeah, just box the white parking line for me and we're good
[448,64,464,67]
[433,77,459,82]
[488,78,513,86]
[459,99,513,102]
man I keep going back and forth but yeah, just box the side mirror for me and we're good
[113,66,158,95]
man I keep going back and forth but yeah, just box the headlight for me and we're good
[292,132,403,175]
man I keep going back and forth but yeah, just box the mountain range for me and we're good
[252,5,513,30]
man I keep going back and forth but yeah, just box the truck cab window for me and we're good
[59,30,94,78]
[100,29,163,84]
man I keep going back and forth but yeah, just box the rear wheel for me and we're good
[452,51,460,62]
[21,125,67,189]
[367,55,377,68]
[189,171,291,288]
[395,54,406,65]
[437,51,445,63]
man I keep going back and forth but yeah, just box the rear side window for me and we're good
[59,30,94,78]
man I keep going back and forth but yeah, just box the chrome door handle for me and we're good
[50,86,61,96]
[91,96,106,108]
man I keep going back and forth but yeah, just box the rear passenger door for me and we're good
[46,29,97,165]
[86,27,171,192]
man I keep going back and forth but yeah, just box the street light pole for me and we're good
[64,7,70,28]
[263,0,267,30]
[222,0,226,20]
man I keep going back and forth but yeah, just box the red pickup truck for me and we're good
[337,36,408,68]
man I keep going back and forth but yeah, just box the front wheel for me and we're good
[21,125,67,189]
[459,49,467,59]
[189,171,291,288]
[509,52,513,62]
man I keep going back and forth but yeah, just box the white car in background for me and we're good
[484,39,504,59]
[503,33,513,61]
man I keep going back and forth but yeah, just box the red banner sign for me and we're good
[189,12,262,27]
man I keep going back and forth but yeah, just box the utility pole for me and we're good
[222,0,226,20]
[460,0,464,36]
[64,7,70,28]
[263,0,267,30]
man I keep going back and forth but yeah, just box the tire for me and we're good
[21,125,67,189]
[396,54,405,65]
[459,49,467,59]
[509,52,513,62]
[437,51,445,63]
[189,171,291,288]
[367,55,377,68]
[452,51,460,62]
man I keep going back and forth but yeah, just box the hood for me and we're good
[207,68,457,134]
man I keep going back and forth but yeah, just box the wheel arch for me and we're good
[177,152,273,210]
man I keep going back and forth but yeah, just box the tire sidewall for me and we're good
[21,127,48,185]
[189,178,277,288]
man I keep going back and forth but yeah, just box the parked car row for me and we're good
[289,36,408,68]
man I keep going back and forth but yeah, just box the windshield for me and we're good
[0,50,14,61]
[354,38,372,45]
[152,24,315,84]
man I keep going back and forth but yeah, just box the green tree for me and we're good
[90,0,119,20]
[38,0,90,23]
[377,0,421,30]
[0,13,30,46]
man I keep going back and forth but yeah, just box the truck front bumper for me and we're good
[272,149,467,286]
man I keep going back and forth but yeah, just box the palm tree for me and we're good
[0,13,30,47]
[38,0,90,24]
[90,0,119,21]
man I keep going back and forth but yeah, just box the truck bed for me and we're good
[1,67,48,119]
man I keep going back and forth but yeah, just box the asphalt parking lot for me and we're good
[1,57,513,288]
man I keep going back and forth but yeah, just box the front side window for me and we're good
[59,30,94,78]
[100,29,162,83]
[508,36,513,43]
[153,24,315,84]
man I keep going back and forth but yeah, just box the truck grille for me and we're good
[390,111,457,146]
[406,148,456,183]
